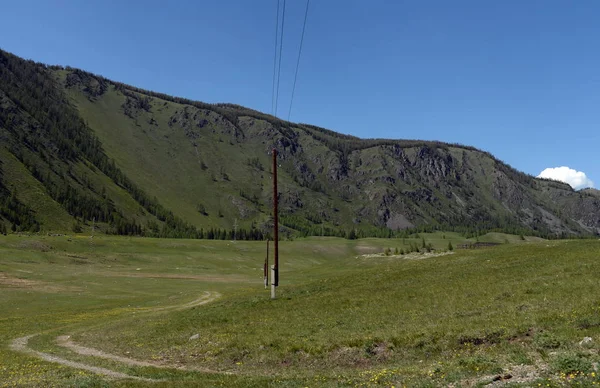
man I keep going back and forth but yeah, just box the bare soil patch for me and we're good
[359,251,454,260]
[0,272,80,293]
[154,291,222,311]
[354,244,381,254]
[11,240,52,252]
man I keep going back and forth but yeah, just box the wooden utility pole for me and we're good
[233,218,238,241]
[264,240,269,289]
[272,149,279,299]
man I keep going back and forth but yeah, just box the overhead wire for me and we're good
[287,0,310,121]
[271,0,280,116]
[274,0,286,117]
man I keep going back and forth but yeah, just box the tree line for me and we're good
[0,186,40,233]
[0,49,200,237]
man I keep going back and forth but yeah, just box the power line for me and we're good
[287,0,310,121]
[271,0,280,116]
[274,0,286,117]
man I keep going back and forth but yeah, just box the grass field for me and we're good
[1,233,600,387]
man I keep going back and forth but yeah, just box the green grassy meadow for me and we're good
[1,234,600,387]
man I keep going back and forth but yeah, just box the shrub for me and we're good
[553,353,592,374]
[457,354,500,374]
[534,332,561,349]
[574,317,600,330]
[72,222,83,233]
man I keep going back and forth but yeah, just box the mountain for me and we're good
[1,49,599,238]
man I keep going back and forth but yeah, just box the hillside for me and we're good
[1,49,599,237]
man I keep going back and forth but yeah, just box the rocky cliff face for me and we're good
[59,65,600,236]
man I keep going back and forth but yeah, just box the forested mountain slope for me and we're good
[1,49,598,237]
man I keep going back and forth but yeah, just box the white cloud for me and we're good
[537,166,595,190]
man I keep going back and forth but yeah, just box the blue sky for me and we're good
[2,1,598,189]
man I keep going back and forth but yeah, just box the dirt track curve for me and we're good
[10,335,157,381]
[9,290,223,381]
